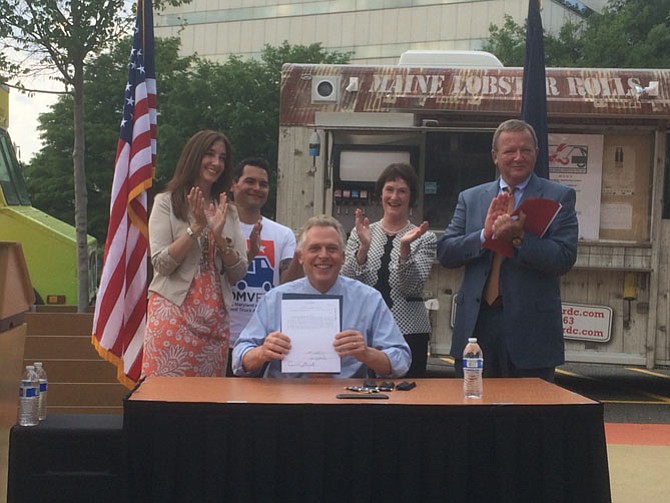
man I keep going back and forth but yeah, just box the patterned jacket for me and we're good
[342,221,436,335]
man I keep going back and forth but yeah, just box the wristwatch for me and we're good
[186,226,200,239]
[511,235,524,247]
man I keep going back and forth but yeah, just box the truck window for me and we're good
[0,129,31,205]
[424,131,496,229]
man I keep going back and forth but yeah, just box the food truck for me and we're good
[276,53,670,369]
[0,86,97,305]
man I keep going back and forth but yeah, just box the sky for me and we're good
[5,0,136,162]
[8,77,60,163]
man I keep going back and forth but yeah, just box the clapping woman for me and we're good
[142,130,248,377]
[342,163,436,377]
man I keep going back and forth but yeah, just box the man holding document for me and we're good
[437,119,578,382]
[232,215,411,378]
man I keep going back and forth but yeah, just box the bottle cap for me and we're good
[26,365,35,370]
[35,362,43,367]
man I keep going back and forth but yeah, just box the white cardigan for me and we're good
[148,192,248,307]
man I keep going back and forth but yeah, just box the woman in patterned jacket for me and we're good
[343,163,436,377]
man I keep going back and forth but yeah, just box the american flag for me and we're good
[92,0,156,388]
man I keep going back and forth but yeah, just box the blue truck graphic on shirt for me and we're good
[236,255,274,293]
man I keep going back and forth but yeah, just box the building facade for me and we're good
[154,0,605,65]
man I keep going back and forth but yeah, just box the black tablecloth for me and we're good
[124,401,611,503]
[8,414,125,503]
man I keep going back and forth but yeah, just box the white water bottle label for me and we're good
[464,358,483,369]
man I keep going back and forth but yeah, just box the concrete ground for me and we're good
[607,443,669,502]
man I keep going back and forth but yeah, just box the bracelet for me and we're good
[218,237,236,256]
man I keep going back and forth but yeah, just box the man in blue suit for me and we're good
[437,119,578,382]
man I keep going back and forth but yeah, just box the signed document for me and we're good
[280,294,342,373]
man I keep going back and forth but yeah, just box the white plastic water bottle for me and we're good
[463,338,483,399]
[34,362,48,421]
[18,365,40,426]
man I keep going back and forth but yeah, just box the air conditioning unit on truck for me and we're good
[0,125,97,306]
[276,50,670,369]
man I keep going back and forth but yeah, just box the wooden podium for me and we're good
[0,242,35,430]
[1,241,35,503]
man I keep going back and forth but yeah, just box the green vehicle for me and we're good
[0,127,97,305]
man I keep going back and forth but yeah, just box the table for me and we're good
[124,377,611,503]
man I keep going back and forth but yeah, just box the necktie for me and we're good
[483,186,515,306]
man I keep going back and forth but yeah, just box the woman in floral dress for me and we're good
[143,130,248,377]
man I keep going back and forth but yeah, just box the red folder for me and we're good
[483,198,562,257]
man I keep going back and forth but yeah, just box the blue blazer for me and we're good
[437,174,578,369]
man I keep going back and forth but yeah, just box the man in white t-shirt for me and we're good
[227,157,303,374]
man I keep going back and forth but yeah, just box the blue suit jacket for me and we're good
[437,174,578,369]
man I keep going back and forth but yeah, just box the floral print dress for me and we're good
[143,231,229,377]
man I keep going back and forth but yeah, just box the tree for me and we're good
[577,0,670,68]
[543,22,584,68]
[148,41,352,217]
[1,0,135,312]
[483,0,670,69]
[24,39,351,243]
[482,14,584,67]
[225,42,351,216]
[0,0,188,311]
[482,14,527,66]
[24,36,194,244]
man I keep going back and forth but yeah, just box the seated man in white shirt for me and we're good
[232,215,411,378]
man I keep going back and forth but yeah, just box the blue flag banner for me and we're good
[521,0,549,179]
